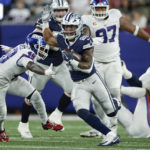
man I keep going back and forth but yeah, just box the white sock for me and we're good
[121,86,146,98]
[55,108,63,116]
[0,120,4,131]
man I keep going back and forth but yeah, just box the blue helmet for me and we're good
[26,32,50,60]
[90,0,109,20]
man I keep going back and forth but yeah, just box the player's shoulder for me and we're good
[78,34,93,50]
[108,9,122,18]
[79,34,92,42]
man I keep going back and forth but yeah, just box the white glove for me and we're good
[42,5,51,23]
[44,63,55,77]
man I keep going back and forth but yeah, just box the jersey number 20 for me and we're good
[96,25,116,43]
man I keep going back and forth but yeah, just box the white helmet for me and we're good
[90,0,109,20]
[51,0,69,23]
[61,13,83,40]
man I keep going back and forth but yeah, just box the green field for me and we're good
[0,120,150,150]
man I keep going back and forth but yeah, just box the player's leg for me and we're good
[121,86,146,98]
[8,75,49,138]
[72,81,120,146]
[80,99,110,138]
[49,62,73,127]
[118,96,150,138]
[0,81,9,142]
[8,77,48,123]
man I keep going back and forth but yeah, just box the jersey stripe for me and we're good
[57,0,60,6]
[146,95,150,127]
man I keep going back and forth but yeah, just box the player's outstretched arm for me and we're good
[43,28,59,47]
[120,17,150,41]
[26,61,55,76]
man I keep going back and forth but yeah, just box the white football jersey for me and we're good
[139,67,150,91]
[0,44,35,81]
[82,9,122,62]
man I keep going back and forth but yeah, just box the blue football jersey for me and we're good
[57,34,96,81]
[35,17,66,66]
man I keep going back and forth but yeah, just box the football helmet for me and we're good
[90,0,109,20]
[51,0,69,23]
[26,32,50,60]
[61,12,83,40]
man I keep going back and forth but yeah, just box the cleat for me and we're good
[18,122,33,138]
[98,131,120,146]
[80,129,102,138]
[49,108,64,131]
[0,130,9,142]
[42,120,63,131]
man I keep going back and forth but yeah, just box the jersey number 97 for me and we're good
[96,25,116,43]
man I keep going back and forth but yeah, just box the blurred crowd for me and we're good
[2,0,150,33]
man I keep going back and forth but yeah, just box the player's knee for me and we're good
[109,88,121,99]
[27,90,42,104]
[107,98,121,117]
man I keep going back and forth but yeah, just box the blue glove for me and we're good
[62,50,74,62]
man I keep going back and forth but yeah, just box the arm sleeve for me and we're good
[17,56,33,68]
[56,34,69,51]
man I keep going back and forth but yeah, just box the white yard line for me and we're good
[0,145,124,150]
[6,114,82,121]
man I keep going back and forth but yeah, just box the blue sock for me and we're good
[77,109,110,135]
[127,74,142,87]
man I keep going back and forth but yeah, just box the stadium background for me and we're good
[0,0,150,113]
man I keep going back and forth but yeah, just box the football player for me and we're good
[42,12,120,146]
[0,39,57,142]
[119,63,150,138]
[18,0,74,138]
[79,0,150,135]
[80,62,150,138]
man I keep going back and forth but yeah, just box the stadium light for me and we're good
[0,3,4,20]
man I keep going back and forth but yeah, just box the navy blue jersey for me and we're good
[35,17,66,66]
[57,34,96,81]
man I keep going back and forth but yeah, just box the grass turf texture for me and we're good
[0,120,150,150]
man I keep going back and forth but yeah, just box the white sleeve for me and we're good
[17,56,33,68]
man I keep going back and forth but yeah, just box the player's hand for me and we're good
[62,50,74,62]
[44,63,55,78]
[42,5,51,23]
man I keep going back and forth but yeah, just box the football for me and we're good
[64,49,82,61]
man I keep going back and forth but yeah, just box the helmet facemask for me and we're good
[90,0,109,20]
[51,0,69,23]
[35,39,50,60]
[61,13,83,41]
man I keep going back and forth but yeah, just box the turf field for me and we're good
[0,119,150,150]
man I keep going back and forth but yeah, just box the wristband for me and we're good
[42,22,49,32]
[133,25,139,36]
[70,59,79,68]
